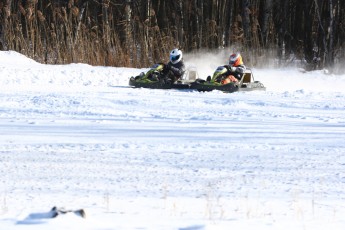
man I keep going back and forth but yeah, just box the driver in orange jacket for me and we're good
[222,53,246,84]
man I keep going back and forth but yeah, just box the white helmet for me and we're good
[169,48,183,64]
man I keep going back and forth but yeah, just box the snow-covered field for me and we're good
[0,50,345,230]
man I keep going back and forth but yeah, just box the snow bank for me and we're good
[1,51,345,230]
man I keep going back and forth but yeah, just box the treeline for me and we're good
[0,0,344,70]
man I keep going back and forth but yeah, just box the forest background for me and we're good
[1,0,344,72]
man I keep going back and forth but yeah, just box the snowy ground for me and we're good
[0,51,345,229]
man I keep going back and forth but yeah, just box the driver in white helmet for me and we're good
[164,48,186,83]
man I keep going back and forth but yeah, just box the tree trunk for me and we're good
[224,0,233,47]
[0,0,12,50]
[241,0,251,47]
[199,0,203,48]
[176,0,184,47]
[314,0,327,67]
[326,0,335,67]
[125,1,133,65]
[261,0,272,47]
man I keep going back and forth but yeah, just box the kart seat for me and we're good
[183,66,198,81]
[242,72,252,83]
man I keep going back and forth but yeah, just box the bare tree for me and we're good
[1,0,345,70]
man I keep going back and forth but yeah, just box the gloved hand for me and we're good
[225,65,235,72]
[164,64,170,71]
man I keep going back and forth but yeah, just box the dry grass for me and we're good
[0,1,175,67]
[1,1,335,70]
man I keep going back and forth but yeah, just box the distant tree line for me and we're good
[0,0,344,70]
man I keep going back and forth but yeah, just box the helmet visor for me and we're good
[171,54,180,62]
